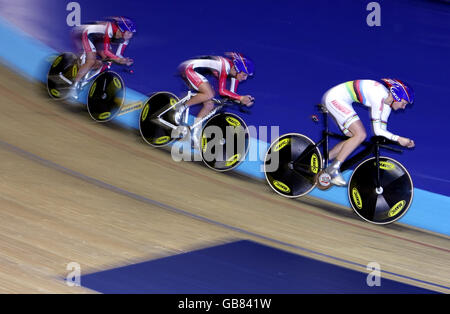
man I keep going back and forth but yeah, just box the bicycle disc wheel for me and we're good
[46,52,78,100]
[139,91,180,147]
[87,71,125,122]
[201,113,250,172]
[264,133,322,198]
[348,156,413,224]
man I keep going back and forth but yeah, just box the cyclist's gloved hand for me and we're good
[117,57,134,66]
[240,95,254,107]
[125,57,134,66]
[398,136,415,148]
[121,57,133,66]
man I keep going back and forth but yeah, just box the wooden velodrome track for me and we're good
[0,65,448,293]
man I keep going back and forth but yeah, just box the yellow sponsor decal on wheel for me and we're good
[225,116,241,127]
[225,154,241,167]
[310,153,319,174]
[113,77,122,89]
[352,187,363,209]
[273,180,291,193]
[388,200,406,217]
[72,65,78,78]
[170,98,178,107]
[89,82,97,97]
[153,136,170,145]
[273,138,290,152]
[141,104,149,121]
[202,135,207,152]
[52,56,62,68]
[50,89,60,97]
[375,161,395,170]
[118,101,143,117]
[98,112,111,120]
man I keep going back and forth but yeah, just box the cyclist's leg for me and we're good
[181,66,218,147]
[326,121,366,186]
[183,65,215,107]
[96,51,109,69]
[74,30,98,85]
[192,82,215,116]
[182,67,215,116]
[191,84,216,148]
[324,85,365,161]
[332,120,366,162]
[323,89,366,185]
[328,121,353,160]
[68,51,96,100]
[74,51,97,84]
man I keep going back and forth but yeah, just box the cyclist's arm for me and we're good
[103,22,120,60]
[217,61,241,101]
[115,40,129,58]
[370,100,399,141]
[230,77,239,93]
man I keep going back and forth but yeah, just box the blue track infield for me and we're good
[80,240,441,294]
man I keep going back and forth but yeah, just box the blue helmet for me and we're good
[112,16,136,33]
[229,52,254,76]
[381,78,414,104]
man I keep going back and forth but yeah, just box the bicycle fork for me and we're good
[374,143,383,194]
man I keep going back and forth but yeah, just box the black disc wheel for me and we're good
[200,113,250,172]
[139,91,180,147]
[264,133,322,198]
[46,52,79,100]
[87,71,125,122]
[348,157,413,224]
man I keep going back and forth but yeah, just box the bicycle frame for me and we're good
[150,91,227,132]
[55,57,111,88]
[293,105,403,188]
[80,64,110,88]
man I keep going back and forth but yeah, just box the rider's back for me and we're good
[328,79,389,108]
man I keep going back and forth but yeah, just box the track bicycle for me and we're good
[139,91,251,171]
[263,105,414,224]
[46,52,127,122]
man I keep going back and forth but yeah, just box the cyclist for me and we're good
[70,16,136,99]
[177,52,255,147]
[321,78,415,186]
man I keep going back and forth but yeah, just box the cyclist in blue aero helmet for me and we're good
[176,52,255,148]
[230,52,255,76]
[320,78,415,186]
[69,16,136,99]
[381,78,414,105]
[111,16,137,34]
